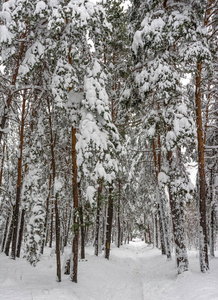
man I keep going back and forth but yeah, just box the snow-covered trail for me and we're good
[109,242,176,300]
[0,241,218,300]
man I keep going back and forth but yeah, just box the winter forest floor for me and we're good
[0,240,218,300]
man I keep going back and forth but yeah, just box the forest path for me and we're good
[0,241,171,300]
[0,241,218,300]
[109,240,176,300]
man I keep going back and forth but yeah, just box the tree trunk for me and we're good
[48,98,61,282]
[152,140,171,258]
[209,169,215,258]
[80,206,85,259]
[102,204,106,247]
[0,142,5,195]
[195,62,209,272]
[4,208,14,256]
[95,180,102,256]
[41,173,52,254]
[55,193,61,282]
[148,223,151,244]
[71,126,79,283]
[144,213,147,243]
[49,198,54,248]
[11,92,26,259]
[16,209,25,258]
[64,210,71,247]
[158,191,171,259]
[105,186,113,260]
[158,205,166,254]
[79,181,85,259]
[117,179,121,248]
[1,212,10,252]
[153,214,158,248]
[167,151,188,274]
[67,33,80,280]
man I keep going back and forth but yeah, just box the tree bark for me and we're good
[47,98,61,282]
[67,23,80,279]
[95,179,102,256]
[105,186,113,259]
[209,168,215,258]
[152,140,171,258]
[16,209,25,258]
[41,172,52,254]
[167,151,188,274]
[71,126,79,283]
[4,207,14,256]
[0,142,5,195]
[78,183,85,260]
[49,198,54,248]
[80,206,85,259]
[117,179,121,248]
[148,223,151,244]
[195,62,209,272]
[64,210,71,247]
[11,92,26,259]
[55,193,61,282]
[1,211,10,252]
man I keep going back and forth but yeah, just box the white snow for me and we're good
[158,172,169,185]
[0,25,14,43]
[35,1,47,14]
[86,185,96,204]
[0,241,217,300]
[54,178,62,193]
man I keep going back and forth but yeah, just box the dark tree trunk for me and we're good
[1,212,10,252]
[47,98,61,282]
[16,209,25,258]
[155,214,158,247]
[11,93,26,259]
[71,213,79,282]
[117,179,121,248]
[210,207,215,257]
[158,192,171,259]
[144,214,147,243]
[4,209,14,256]
[148,223,151,244]
[195,62,209,272]
[158,206,166,254]
[55,193,61,282]
[121,227,123,246]
[41,174,51,254]
[80,206,85,259]
[0,142,5,195]
[209,169,215,258]
[49,199,54,248]
[71,126,79,283]
[95,180,102,256]
[102,206,106,247]
[105,186,113,260]
[78,183,85,259]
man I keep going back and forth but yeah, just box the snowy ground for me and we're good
[0,240,218,300]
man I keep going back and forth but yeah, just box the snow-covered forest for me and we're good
[0,0,217,299]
